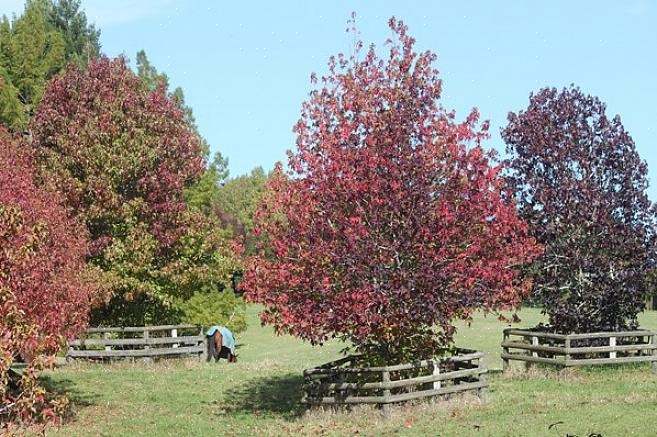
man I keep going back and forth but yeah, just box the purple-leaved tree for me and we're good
[503,86,657,333]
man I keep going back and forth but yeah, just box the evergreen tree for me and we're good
[0,66,25,130]
[49,0,101,68]
[135,49,168,90]
[0,0,101,130]
[0,0,65,128]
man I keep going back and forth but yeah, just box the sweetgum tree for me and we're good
[30,57,242,326]
[503,86,657,333]
[0,130,94,428]
[242,18,541,362]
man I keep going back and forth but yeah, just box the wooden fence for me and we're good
[302,348,487,414]
[67,324,205,361]
[501,328,657,370]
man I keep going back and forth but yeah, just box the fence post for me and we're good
[525,335,538,370]
[199,325,204,361]
[502,331,509,372]
[143,328,152,364]
[381,370,391,418]
[477,356,488,402]
[66,344,74,363]
[432,359,441,390]
[171,328,178,348]
[532,336,539,359]
[651,334,657,372]
[104,332,111,352]
[562,335,572,376]
[609,336,616,360]
[302,370,311,405]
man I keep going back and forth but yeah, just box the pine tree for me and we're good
[0,0,101,130]
[0,66,25,130]
[49,0,101,68]
[0,0,65,128]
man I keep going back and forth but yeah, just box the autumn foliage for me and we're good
[503,86,657,333]
[30,57,241,326]
[243,19,541,361]
[0,130,94,428]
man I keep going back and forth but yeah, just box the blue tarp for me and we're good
[206,325,236,354]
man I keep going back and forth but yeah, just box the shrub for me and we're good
[177,289,247,334]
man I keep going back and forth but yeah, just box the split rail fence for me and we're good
[501,328,657,370]
[67,324,205,361]
[302,348,487,414]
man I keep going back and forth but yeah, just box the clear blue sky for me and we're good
[3,1,657,196]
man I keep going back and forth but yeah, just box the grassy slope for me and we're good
[46,306,657,437]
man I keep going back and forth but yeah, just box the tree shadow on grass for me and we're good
[40,375,99,421]
[219,373,306,419]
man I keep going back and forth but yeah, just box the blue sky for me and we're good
[3,1,656,196]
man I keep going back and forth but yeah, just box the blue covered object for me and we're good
[206,325,236,354]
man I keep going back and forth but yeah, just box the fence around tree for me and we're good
[67,324,205,361]
[302,348,487,414]
[501,328,657,370]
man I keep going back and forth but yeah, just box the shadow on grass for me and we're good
[40,375,99,421]
[220,373,306,419]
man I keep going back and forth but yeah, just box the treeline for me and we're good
[0,0,266,428]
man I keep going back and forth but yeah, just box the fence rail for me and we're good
[501,328,657,370]
[302,348,487,415]
[67,324,205,361]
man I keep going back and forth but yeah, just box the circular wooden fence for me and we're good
[501,328,657,370]
[303,348,488,415]
[67,324,205,362]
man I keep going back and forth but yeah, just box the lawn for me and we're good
[44,306,657,436]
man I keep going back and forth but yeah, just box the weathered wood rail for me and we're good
[501,328,657,370]
[67,324,205,361]
[302,348,487,414]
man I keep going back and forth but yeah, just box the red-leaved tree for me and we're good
[0,130,94,429]
[30,57,241,326]
[503,86,657,333]
[242,18,541,362]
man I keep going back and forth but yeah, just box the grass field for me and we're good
[44,306,657,436]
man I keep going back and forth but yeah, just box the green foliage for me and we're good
[135,49,168,90]
[161,210,243,303]
[49,0,101,68]
[0,65,25,130]
[176,289,247,334]
[0,0,100,130]
[215,166,269,236]
[0,0,65,127]
[185,152,230,213]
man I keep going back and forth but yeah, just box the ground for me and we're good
[44,306,657,436]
